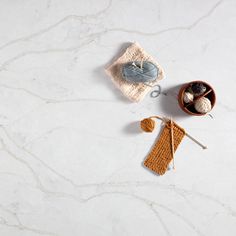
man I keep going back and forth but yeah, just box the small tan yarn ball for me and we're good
[194,97,212,114]
[183,92,194,103]
[140,118,155,132]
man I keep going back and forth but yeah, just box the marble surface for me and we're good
[0,0,236,235]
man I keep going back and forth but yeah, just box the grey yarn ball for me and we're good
[122,61,159,83]
[191,83,207,97]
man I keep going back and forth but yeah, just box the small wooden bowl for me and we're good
[178,81,216,116]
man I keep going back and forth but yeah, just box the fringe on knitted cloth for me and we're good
[105,42,164,102]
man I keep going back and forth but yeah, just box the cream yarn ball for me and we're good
[194,97,212,113]
[183,92,194,103]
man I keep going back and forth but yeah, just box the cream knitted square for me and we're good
[105,42,164,102]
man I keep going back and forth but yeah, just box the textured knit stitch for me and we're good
[144,121,185,175]
[105,42,164,102]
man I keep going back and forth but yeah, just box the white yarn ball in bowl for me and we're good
[183,92,194,103]
[194,97,212,113]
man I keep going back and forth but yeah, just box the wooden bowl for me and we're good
[178,81,216,116]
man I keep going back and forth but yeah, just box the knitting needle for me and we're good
[170,117,175,169]
[149,116,207,149]
[185,133,207,149]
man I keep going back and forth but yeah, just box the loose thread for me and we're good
[140,59,143,70]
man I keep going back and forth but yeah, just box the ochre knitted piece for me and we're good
[105,42,164,102]
[144,121,186,175]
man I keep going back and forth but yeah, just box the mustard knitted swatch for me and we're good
[105,42,164,102]
[144,121,185,175]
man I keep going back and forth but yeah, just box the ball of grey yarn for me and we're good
[191,83,206,97]
[122,61,159,83]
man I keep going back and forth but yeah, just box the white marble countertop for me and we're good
[0,0,236,235]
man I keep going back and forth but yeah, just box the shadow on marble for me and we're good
[122,121,141,135]
[93,42,132,103]
[160,84,190,118]
[142,162,172,177]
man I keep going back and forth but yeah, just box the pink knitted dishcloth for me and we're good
[105,42,164,102]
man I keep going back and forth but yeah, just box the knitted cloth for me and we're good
[105,42,164,102]
[144,121,185,175]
